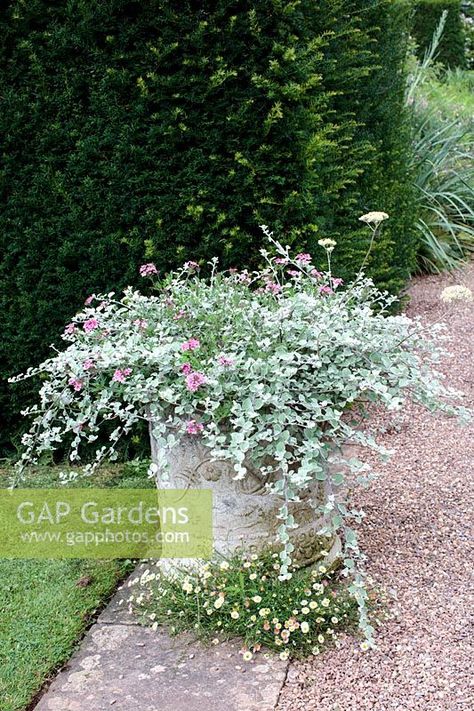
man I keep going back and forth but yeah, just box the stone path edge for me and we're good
[33,567,289,711]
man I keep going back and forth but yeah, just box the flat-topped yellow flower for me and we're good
[359,211,389,224]
[440,285,473,303]
[317,238,337,252]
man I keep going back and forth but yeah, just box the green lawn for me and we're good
[423,69,474,125]
[0,461,152,711]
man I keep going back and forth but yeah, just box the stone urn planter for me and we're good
[150,425,341,568]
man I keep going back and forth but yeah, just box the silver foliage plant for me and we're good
[11,214,467,646]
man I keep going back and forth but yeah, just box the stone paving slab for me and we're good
[34,575,288,711]
[97,583,137,626]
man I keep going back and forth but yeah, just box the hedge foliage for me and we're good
[0,1,416,451]
[462,1,474,68]
[413,0,466,67]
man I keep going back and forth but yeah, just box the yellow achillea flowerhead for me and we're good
[440,285,473,303]
[359,211,389,225]
[317,238,337,252]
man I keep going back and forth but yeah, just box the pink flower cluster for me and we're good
[65,323,76,335]
[274,257,289,265]
[112,368,132,383]
[68,377,83,392]
[133,318,148,329]
[180,359,207,392]
[181,338,200,352]
[183,261,199,271]
[185,419,204,435]
[236,270,251,284]
[139,263,158,277]
[185,371,207,392]
[83,359,94,371]
[295,253,312,264]
[332,277,344,289]
[265,282,282,295]
[217,355,234,367]
[83,318,99,333]
[84,295,95,306]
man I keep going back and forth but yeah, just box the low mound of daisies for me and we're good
[128,552,369,660]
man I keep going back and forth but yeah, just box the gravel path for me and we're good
[277,267,474,711]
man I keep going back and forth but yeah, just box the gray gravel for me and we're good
[277,267,474,711]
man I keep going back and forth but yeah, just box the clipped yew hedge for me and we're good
[0,0,416,451]
[413,0,466,67]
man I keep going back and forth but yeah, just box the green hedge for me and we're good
[0,1,416,451]
[413,0,466,67]
[462,2,474,68]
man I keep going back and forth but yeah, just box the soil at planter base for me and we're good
[149,428,342,568]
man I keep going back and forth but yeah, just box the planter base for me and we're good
[150,427,342,570]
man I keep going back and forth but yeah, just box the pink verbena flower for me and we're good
[184,261,199,271]
[83,359,94,371]
[287,269,300,277]
[181,338,200,352]
[84,295,95,306]
[133,318,148,329]
[265,282,282,295]
[310,269,322,279]
[332,277,344,289]
[173,309,186,320]
[185,371,207,392]
[65,323,76,335]
[112,368,132,383]
[83,318,99,333]
[181,363,193,375]
[295,253,312,264]
[68,377,83,392]
[139,263,158,277]
[319,285,333,295]
[237,270,251,284]
[217,355,234,367]
[185,419,204,435]
[274,257,289,265]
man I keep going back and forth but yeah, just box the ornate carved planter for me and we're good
[150,426,341,568]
